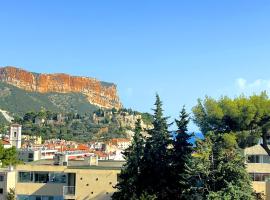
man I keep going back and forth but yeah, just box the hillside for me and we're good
[0,67,154,141]
[0,82,98,117]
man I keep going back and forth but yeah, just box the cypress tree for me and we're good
[112,119,145,200]
[171,106,193,199]
[139,94,172,199]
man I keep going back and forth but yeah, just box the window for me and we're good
[0,188,3,194]
[248,155,260,163]
[17,196,63,200]
[19,172,33,182]
[28,153,34,162]
[34,172,49,183]
[18,171,66,184]
[0,175,4,182]
[248,155,270,164]
[263,155,270,163]
[14,132,17,137]
[250,173,270,182]
[49,173,66,183]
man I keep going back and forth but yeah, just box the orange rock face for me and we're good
[0,66,122,109]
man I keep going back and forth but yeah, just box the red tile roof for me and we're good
[0,140,10,145]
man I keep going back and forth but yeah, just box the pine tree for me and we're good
[171,106,193,199]
[112,119,145,200]
[139,94,172,199]
[186,133,255,200]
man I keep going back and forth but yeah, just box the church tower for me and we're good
[9,124,22,149]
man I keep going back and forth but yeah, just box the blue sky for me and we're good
[1,0,270,131]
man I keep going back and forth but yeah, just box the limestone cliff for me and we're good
[0,66,122,109]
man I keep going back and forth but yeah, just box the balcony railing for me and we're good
[63,186,75,196]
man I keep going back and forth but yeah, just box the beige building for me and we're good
[245,145,270,199]
[0,167,16,200]
[22,135,42,145]
[1,160,123,200]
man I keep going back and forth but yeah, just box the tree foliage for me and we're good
[186,133,255,200]
[139,94,172,199]
[113,94,257,199]
[7,188,16,200]
[170,106,193,199]
[0,144,19,167]
[192,92,270,153]
[112,119,145,200]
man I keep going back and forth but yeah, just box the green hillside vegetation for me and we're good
[0,82,98,117]
[0,82,153,141]
[11,108,152,142]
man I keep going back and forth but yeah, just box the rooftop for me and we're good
[25,159,125,170]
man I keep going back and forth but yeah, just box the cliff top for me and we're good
[1,66,115,87]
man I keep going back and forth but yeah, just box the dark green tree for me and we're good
[186,133,255,200]
[171,106,193,199]
[112,119,145,200]
[139,94,172,199]
[1,146,19,167]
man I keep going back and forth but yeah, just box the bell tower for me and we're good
[9,124,22,149]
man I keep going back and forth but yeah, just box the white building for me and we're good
[9,124,22,149]
[18,149,58,163]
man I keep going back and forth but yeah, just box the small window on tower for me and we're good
[14,132,17,137]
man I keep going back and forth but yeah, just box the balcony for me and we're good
[63,186,76,199]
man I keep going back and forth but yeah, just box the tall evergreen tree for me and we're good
[139,94,172,199]
[112,119,145,200]
[171,106,193,199]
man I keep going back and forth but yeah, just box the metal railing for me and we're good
[63,186,76,196]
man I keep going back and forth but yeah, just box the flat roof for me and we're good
[24,159,125,170]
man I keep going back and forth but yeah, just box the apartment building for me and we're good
[0,160,123,200]
[245,144,270,199]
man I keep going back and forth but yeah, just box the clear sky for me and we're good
[1,1,270,131]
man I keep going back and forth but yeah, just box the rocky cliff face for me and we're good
[0,66,122,109]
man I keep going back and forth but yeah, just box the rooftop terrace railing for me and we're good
[63,186,75,196]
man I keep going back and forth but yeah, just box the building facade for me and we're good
[0,167,16,200]
[245,144,270,199]
[0,161,121,200]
